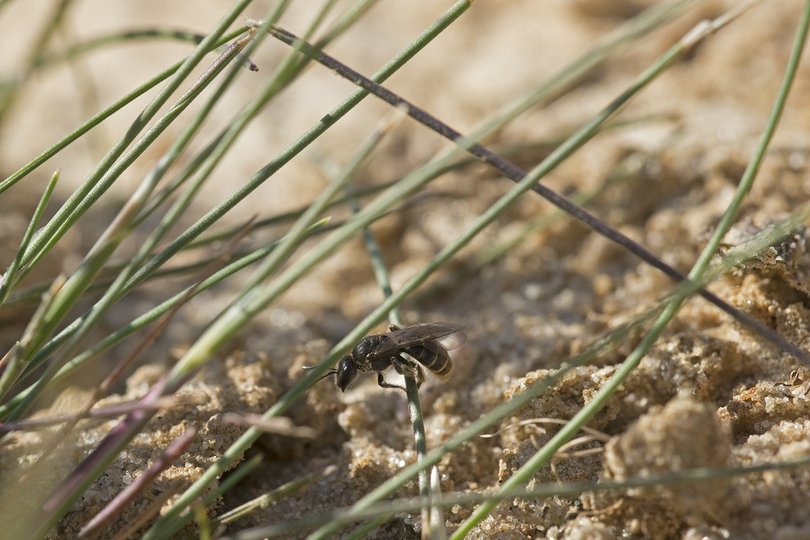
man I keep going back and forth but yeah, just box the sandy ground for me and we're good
[2,0,810,538]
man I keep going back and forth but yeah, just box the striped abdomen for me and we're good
[403,340,452,376]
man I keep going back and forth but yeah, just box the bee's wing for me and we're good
[371,322,466,356]
[437,329,466,351]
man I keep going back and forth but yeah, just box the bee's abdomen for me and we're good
[405,342,452,376]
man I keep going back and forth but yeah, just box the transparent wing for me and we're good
[371,322,466,357]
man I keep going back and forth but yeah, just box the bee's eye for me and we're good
[336,356,356,391]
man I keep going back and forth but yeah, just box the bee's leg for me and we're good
[388,324,401,332]
[377,371,406,392]
[392,356,424,389]
[391,355,410,375]
[413,364,425,388]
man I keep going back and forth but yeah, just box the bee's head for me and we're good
[335,355,357,392]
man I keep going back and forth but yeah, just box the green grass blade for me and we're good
[0,170,58,304]
[33,28,222,69]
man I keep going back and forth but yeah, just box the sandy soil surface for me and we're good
[1,1,810,539]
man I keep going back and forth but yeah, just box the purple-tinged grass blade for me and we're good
[77,427,197,538]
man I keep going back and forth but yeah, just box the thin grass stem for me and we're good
[32,27,258,71]
[76,428,197,539]
[193,500,212,540]
[0,170,59,304]
[404,373,432,533]
[427,465,446,540]
[0,275,65,401]
[0,396,179,432]
[213,465,337,528]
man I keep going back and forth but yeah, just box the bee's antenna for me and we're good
[314,370,338,383]
[302,365,338,385]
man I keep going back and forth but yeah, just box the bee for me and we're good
[314,322,466,391]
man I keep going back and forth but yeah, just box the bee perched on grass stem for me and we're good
[310,322,466,391]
